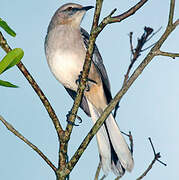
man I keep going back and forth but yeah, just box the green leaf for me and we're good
[0,79,18,88]
[0,48,24,74]
[0,18,16,37]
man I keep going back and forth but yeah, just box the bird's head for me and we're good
[50,3,94,28]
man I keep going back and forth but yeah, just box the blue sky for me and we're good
[1,0,179,180]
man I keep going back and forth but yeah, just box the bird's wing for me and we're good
[64,28,112,117]
[65,87,91,117]
[80,28,112,104]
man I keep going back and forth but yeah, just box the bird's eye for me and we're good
[66,7,73,11]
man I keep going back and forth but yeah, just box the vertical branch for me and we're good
[168,0,175,26]
[64,0,104,139]
[57,0,105,178]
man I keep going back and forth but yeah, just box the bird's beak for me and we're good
[81,6,94,11]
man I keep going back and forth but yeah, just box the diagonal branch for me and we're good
[65,0,179,174]
[114,27,153,119]
[96,0,148,35]
[64,0,104,142]
[94,161,102,180]
[0,32,63,140]
[59,0,104,175]
[0,115,57,172]
[64,0,149,152]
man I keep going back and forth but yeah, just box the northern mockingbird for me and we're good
[45,3,134,177]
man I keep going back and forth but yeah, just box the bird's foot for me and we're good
[75,71,97,91]
[66,111,82,126]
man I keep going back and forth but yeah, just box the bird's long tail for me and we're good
[87,100,134,176]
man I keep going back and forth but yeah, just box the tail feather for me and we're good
[105,114,134,171]
[87,100,134,176]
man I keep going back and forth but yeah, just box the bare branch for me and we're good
[94,161,102,180]
[168,0,175,26]
[66,0,179,175]
[173,19,179,26]
[155,49,179,59]
[100,175,106,180]
[114,176,121,180]
[0,115,57,172]
[0,32,63,140]
[111,0,148,23]
[114,27,153,117]
[64,0,104,139]
[96,0,148,35]
[123,27,154,86]
[136,138,166,180]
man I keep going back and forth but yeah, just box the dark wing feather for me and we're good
[65,87,91,117]
[64,28,112,117]
[81,28,112,104]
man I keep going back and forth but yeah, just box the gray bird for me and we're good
[45,3,134,177]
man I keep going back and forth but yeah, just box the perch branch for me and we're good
[64,0,104,140]
[65,0,179,175]
[58,0,104,177]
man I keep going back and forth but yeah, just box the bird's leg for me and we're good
[75,71,97,91]
[66,110,82,126]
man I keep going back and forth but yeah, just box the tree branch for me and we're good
[65,0,179,175]
[94,161,102,180]
[0,31,63,140]
[136,138,166,180]
[114,27,153,119]
[155,49,179,59]
[64,0,104,140]
[168,0,175,26]
[58,0,104,177]
[96,0,148,35]
[0,115,57,172]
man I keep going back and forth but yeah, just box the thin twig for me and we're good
[96,0,148,35]
[64,0,104,140]
[129,32,134,55]
[136,137,166,180]
[123,27,154,86]
[0,115,57,172]
[114,176,121,180]
[66,0,179,175]
[168,0,175,26]
[114,27,153,117]
[100,175,106,180]
[155,49,179,59]
[94,161,102,180]
[59,0,105,176]
[146,26,162,42]
[121,131,133,155]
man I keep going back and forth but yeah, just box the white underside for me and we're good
[87,100,134,176]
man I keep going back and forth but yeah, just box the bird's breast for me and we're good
[48,49,85,91]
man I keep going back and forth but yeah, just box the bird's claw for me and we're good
[66,111,82,126]
[75,71,97,92]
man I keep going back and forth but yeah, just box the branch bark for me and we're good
[0,32,64,140]
[0,115,57,172]
[65,0,179,176]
